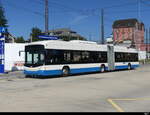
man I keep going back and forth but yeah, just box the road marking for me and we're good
[107,99,124,112]
[107,98,150,112]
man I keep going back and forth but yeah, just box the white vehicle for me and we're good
[24,40,139,77]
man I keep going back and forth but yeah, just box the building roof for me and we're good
[113,18,144,28]
[48,28,84,38]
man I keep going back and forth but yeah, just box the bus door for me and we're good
[107,45,115,71]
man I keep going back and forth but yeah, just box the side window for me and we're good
[131,53,138,62]
[136,53,139,61]
[72,51,82,63]
[115,52,138,62]
[64,51,71,64]
[45,50,64,65]
[116,53,121,62]
[45,50,52,64]
[81,51,90,63]
[127,53,131,62]
[115,52,123,62]
[98,53,102,59]
[89,52,98,63]
[121,53,125,62]
[100,52,107,63]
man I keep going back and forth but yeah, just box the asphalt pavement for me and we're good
[0,64,149,112]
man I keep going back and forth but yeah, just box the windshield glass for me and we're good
[25,45,45,67]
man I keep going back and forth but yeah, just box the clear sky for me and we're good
[1,0,150,42]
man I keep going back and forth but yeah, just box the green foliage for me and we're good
[0,6,8,27]
[15,36,25,43]
[30,27,43,42]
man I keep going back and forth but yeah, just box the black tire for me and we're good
[62,67,70,77]
[128,64,132,70]
[100,65,106,73]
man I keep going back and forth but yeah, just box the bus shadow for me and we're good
[26,69,136,80]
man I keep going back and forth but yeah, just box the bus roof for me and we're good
[26,40,138,53]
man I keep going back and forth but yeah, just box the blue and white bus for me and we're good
[24,40,139,77]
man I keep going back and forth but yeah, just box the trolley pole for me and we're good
[101,9,104,44]
[45,0,49,35]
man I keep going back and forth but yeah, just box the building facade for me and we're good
[113,19,145,51]
[47,28,86,41]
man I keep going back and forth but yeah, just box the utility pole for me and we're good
[30,34,32,43]
[0,0,2,7]
[101,9,104,44]
[45,0,49,35]
[138,0,141,21]
[146,29,148,59]
[149,27,150,59]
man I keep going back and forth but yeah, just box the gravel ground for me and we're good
[0,71,25,80]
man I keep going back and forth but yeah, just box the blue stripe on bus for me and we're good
[70,67,100,74]
[115,64,140,70]
[24,67,102,76]
[24,64,139,76]
[115,65,128,70]
[24,70,62,76]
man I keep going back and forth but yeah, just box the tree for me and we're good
[30,27,43,42]
[30,27,87,42]
[15,36,25,43]
[0,5,8,27]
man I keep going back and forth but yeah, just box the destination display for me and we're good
[38,35,59,40]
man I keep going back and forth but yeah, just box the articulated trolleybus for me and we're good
[24,40,139,77]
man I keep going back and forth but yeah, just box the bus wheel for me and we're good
[62,67,70,77]
[100,65,106,73]
[128,64,132,70]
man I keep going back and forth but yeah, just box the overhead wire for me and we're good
[3,0,44,17]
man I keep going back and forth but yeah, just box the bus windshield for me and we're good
[25,45,45,67]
